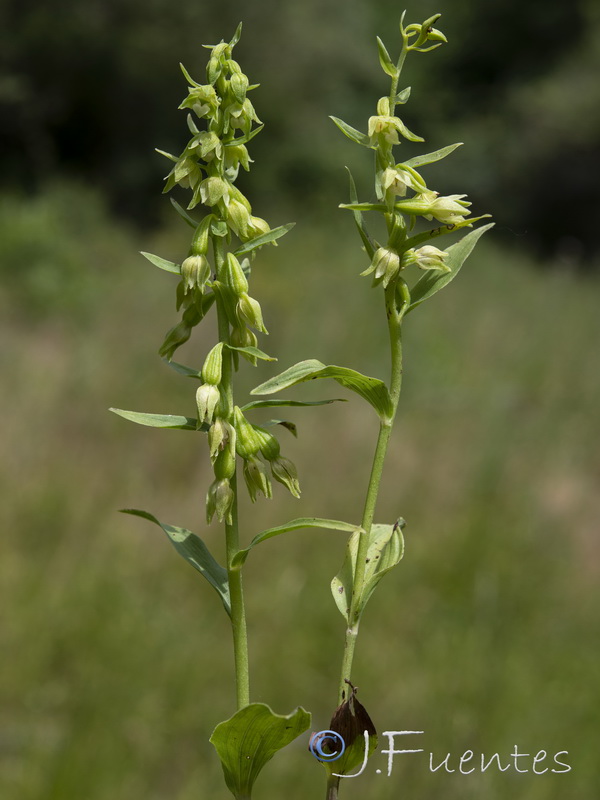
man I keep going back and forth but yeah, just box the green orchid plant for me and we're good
[111,12,492,800]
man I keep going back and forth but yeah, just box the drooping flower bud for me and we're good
[270,455,301,498]
[236,293,267,333]
[206,478,234,524]
[196,383,221,425]
[360,247,401,287]
[208,418,236,463]
[402,245,450,272]
[181,254,211,295]
[243,456,272,502]
[247,216,270,238]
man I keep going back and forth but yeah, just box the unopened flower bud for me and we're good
[206,478,234,524]
[226,197,251,239]
[256,428,280,461]
[201,342,224,385]
[224,252,249,295]
[200,176,229,206]
[243,456,272,502]
[196,383,220,425]
[270,456,301,499]
[230,326,258,350]
[208,418,236,463]
[236,292,267,333]
[213,444,236,481]
[181,254,210,294]
[230,72,249,103]
[233,406,263,459]
[376,96,391,116]
[247,216,270,238]
[361,247,401,288]
[402,245,450,272]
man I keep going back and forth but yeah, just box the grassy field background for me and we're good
[1,182,599,799]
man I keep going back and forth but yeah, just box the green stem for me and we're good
[213,236,250,710]
[336,282,406,703]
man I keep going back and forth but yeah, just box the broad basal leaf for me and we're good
[406,223,494,314]
[232,518,359,569]
[122,509,230,616]
[251,360,393,421]
[210,703,311,799]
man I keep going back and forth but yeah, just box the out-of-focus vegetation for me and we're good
[1,1,599,798]
[1,178,599,798]
[2,0,600,262]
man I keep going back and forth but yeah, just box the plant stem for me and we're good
[214,236,250,710]
[336,282,406,703]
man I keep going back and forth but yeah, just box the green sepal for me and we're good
[331,522,405,622]
[251,360,393,422]
[210,704,311,800]
[345,167,376,259]
[241,397,346,411]
[329,117,371,148]
[406,223,494,314]
[225,344,276,362]
[109,407,203,430]
[403,142,463,169]
[140,251,181,275]
[376,36,397,78]
[121,509,230,616]
[170,198,199,228]
[233,223,295,256]
[232,518,359,569]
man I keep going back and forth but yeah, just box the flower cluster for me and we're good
[337,13,489,292]
[151,25,299,522]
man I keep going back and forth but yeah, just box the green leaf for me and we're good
[406,222,494,314]
[122,509,230,616]
[233,223,295,256]
[109,407,201,430]
[251,360,393,421]
[230,124,264,146]
[140,251,181,275]
[179,62,201,88]
[263,419,297,437]
[232,518,359,569]
[329,117,371,148]
[241,398,346,411]
[403,142,463,169]
[339,202,387,212]
[170,198,199,228]
[376,36,397,78]
[345,167,376,259]
[395,86,411,104]
[225,344,276,362]
[331,523,405,622]
[211,703,311,800]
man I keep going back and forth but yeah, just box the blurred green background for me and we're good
[1,0,599,799]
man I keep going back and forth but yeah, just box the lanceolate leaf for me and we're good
[170,198,199,228]
[122,509,230,616]
[406,222,494,314]
[164,360,202,379]
[232,518,359,569]
[140,251,181,275]
[234,223,295,256]
[329,117,371,148]
[403,142,463,169]
[225,344,276,361]
[241,398,346,412]
[109,408,202,431]
[210,704,311,800]
[251,360,393,421]
[376,36,397,78]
